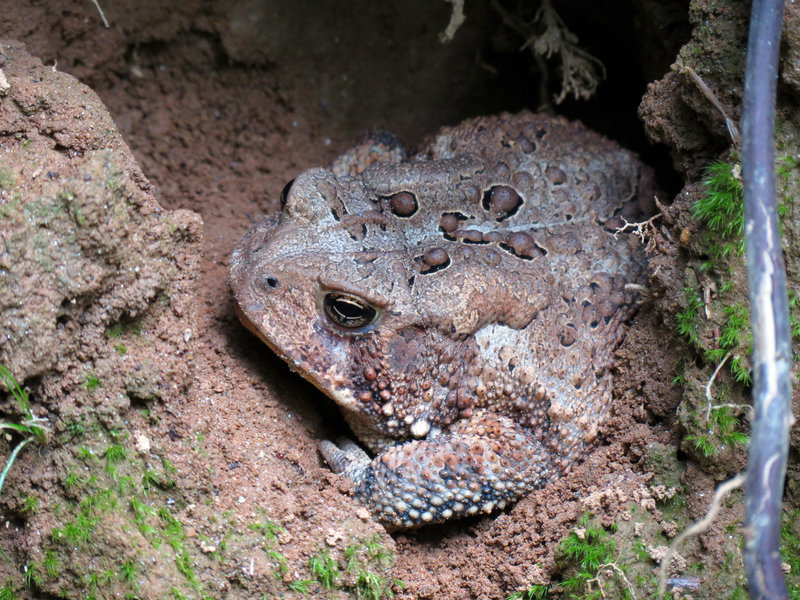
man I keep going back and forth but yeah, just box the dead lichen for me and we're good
[491,0,605,106]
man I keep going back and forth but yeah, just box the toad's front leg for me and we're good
[320,411,556,528]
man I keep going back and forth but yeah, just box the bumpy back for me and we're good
[230,111,652,467]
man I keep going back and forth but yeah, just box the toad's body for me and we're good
[230,112,653,528]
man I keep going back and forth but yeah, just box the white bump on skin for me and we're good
[410,419,430,438]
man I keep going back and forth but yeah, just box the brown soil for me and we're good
[1,1,798,599]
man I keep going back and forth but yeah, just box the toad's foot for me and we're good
[322,411,556,528]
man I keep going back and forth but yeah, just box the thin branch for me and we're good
[741,0,791,598]
[681,66,741,147]
[657,474,745,598]
[439,0,466,43]
[91,0,110,28]
[705,352,731,421]
[586,562,638,600]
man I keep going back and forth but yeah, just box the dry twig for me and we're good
[657,474,746,598]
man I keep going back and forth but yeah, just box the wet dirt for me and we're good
[1,1,798,599]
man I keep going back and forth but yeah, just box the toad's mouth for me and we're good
[233,303,360,411]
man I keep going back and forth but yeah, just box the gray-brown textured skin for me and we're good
[230,112,653,528]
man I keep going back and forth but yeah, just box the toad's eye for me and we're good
[323,293,378,330]
[280,178,295,209]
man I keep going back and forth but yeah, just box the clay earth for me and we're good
[230,111,655,529]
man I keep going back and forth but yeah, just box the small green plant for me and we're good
[141,468,172,492]
[64,471,81,490]
[175,551,198,587]
[341,536,397,600]
[354,569,394,600]
[130,497,155,526]
[248,518,284,541]
[0,365,48,496]
[685,432,718,457]
[158,508,186,551]
[105,444,128,463]
[693,161,745,263]
[103,443,128,479]
[309,549,340,589]
[507,585,549,600]
[676,288,704,347]
[78,446,96,461]
[789,291,800,341]
[119,559,138,586]
[84,374,101,391]
[781,510,800,600]
[711,406,749,448]
[84,571,100,588]
[65,417,87,438]
[42,551,59,579]
[0,583,17,600]
[0,167,15,189]
[21,495,39,513]
[556,514,616,594]
[170,588,188,600]
[288,579,313,593]
[22,563,40,588]
[53,509,98,546]
[105,320,142,339]
[267,549,288,576]
[705,303,753,385]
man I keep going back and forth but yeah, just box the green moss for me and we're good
[105,319,143,339]
[684,432,717,457]
[0,583,18,600]
[676,287,704,347]
[84,374,101,391]
[22,562,40,588]
[65,417,88,439]
[308,548,340,589]
[266,549,288,576]
[0,193,22,218]
[782,510,800,599]
[42,551,59,579]
[507,585,549,600]
[703,303,752,385]
[0,167,15,189]
[329,535,397,600]
[557,514,616,592]
[64,471,81,490]
[288,579,313,594]
[247,518,283,541]
[354,569,395,600]
[693,160,744,265]
[21,495,39,514]
[684,401,748,458]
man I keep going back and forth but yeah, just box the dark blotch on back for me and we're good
[482,185,523,221]
[417,247,451,274]
[387,191,418,217]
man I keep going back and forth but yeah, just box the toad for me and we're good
[230,111,654,528]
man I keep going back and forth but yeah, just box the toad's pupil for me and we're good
[324,293,377,328]
[280,178,295,208]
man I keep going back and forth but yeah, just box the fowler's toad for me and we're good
[230,112,654,528]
